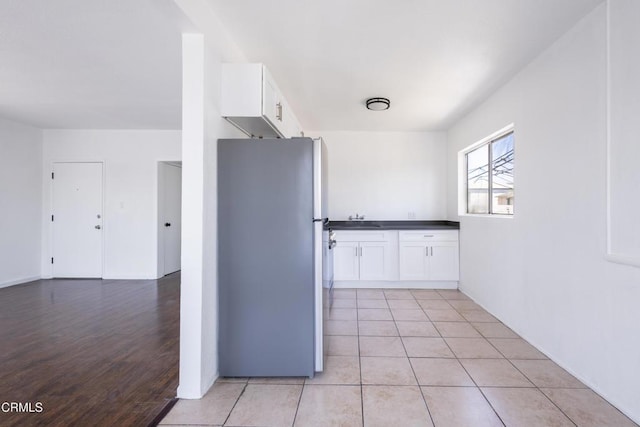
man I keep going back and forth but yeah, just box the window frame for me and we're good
[461,124,515,217]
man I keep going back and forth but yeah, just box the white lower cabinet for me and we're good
[359,241,391,280]
[429,242,459,280]
[398,230,459,281]
[334,241,360,281]
[333,231,396,281]
[399,241,459,281]
[333,229,459,286]
[398,242,429,280]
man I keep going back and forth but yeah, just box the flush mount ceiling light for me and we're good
[366,97,390,111]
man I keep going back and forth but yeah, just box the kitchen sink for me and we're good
[329,220,383,229]
[349,221,382,227]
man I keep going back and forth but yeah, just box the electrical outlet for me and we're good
[408,211,416,219]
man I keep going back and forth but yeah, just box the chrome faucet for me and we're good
[348,213,365,221]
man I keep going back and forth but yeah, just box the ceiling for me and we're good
[0,0,193,129]
[0,0,602,131]
[208,0,602,131]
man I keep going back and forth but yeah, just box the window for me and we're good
[465,128,514,215]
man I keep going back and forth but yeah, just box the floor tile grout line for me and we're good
[395,293,437,427]
[448,327,508,427]
[502,355,544,389]
[476,332,512,360]
[221,382,247,427]
[476,386,508,427]
[433,326,503,426]
[440,290,576,426]
[290,378,305,427]
[356,297,366,427]
[536,388,594,427]
[417,294,436,324]
[512,362,580,427]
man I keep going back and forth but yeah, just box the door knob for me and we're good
[95,225,101,230]
[165,223,171,227]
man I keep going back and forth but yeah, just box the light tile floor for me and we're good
[160,288,637,427]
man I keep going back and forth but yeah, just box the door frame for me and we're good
[157,160,182,278]
[49,161,106,278]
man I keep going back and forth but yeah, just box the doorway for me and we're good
[158,162,182,276]
[52,162,103,278]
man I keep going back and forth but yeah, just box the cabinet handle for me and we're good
[425,246,428,256]
[276,102,283,121]
[431,247,433,256]
[424,235,434,237]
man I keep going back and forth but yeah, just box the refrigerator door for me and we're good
[313,138,328,372]
[314,220,323,372]
[313,138,328,220]
[218,138,315,378]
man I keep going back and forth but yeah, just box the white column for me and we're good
[177,33,206,398]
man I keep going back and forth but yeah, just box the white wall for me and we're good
[178,34,245,398]
[179,33,207,399]
[175,0,247,398]
[41,129,181,279]
[201,37,246,397]
[446,3,640,423]
[315,131,448,220]
[0,118,42,287]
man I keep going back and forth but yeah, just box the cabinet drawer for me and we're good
[399,230,458,242]
[333,230,395,242]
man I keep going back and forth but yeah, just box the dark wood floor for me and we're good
[0,273,180,427]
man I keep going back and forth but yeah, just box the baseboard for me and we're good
[333,280,458,289]
[176,371,219,400]
[0,276,41,289]
[102,274,157,280]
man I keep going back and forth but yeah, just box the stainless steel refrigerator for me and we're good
[218,137,327,377]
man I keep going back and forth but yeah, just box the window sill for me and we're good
[458,213,514,219]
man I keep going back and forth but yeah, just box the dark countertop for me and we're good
[327,220,460,230]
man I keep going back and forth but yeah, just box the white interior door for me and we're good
[161,163,182,275]
[52,162,103,277]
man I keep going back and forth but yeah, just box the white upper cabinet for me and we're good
[221,63,303,139]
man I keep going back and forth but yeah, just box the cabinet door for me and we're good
[262,68,281,127]
[281,102,301,138]
[333,241,359,281]
[399,242,428,280]
[428,242,460,281]
[359,241,389,280]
